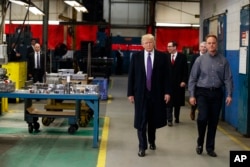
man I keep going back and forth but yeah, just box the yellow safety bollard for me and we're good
[1,98,8,113]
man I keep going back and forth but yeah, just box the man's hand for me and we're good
[128,96,134,103]
[164,94,170,104]
[180,82,186,87]
[189,97,196,106]
[225,96,232,106]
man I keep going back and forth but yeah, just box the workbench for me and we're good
[0,92,100,148]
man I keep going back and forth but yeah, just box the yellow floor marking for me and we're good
[109,79,113,89]
[107,95,112,104]
[96,116,110,167]
[218,125,250,151]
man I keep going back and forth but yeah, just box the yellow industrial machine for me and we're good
[2,61,27,102]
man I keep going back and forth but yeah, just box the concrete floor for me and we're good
[0,75,250,167]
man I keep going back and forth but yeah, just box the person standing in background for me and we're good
[189,41,207,120]
[115,45,124,75]
[166,41,188,126]
[127,34,171,157]
[188,34,233,157]
[8,43,22,62]
[27,43,45,83]
[26,39,36,59]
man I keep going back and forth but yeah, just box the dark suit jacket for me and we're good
[27,52,45,78]
[8,49,22,62]
[167,52,188,106]
[26,46,34,59]
[190,53,200,70]
[127,50,171,129]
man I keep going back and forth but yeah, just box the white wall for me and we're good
[200,0,249,50]
[155,1,199,24]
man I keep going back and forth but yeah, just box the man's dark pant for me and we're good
[33,69,44,83]
[137,91,156,150]
[196,87,223,152]
[166,106,180,122]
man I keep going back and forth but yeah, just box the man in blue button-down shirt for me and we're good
[188,34,233,157]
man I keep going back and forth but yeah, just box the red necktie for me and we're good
[171,54,175,64]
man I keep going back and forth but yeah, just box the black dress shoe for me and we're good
[168,122,173,126]
[207,151,217,157]
[175,119,179,123]
[149,143,156,150]
[196,146,203,155]
[138,149,145,157]
[190,110,195,120]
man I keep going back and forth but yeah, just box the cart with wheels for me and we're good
[0,92,100,148]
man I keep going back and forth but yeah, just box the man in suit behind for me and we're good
[127,34,171,157]
[189,41,207,120]
[27,43,45,83]
[26,39,36,59]
[8,43,22,62]
[166,41,188,126]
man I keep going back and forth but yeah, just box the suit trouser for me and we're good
[196,87,223,152]
[166,106,180,122]
[32,69,44,83]
[137,91,156,150]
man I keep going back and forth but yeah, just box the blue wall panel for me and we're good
[225,50,239,128]
[238,5,250,136]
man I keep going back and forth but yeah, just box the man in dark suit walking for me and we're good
[27,43,45,83]
[127,34,171,157]
[166,41,188,126]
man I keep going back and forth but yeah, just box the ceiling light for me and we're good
[64,0,81,7]
[5,20,59,25]
[156,23,199,27]
[74,6,88,13]
[10,0,44,15]
[64,0,88,13]
[9,0,29,6]
[191,24,200,27]
[26,6,45,15]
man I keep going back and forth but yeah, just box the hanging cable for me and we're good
[13,0,31,48]
[0,1,10,43]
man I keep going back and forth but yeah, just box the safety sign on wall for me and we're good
[241,31,249,46]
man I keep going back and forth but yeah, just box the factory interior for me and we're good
[0,0,250,167]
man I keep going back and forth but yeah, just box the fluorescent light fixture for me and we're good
[156,23,200,27]
[74,6,88,13]
[48,20,60,25]
[64,0,81,7]
[191,24,200,27]
[9,0,29,6]
[5,20,59,25]
[9,0,44,15]
[26,6,45,15]
[64,0,88,13]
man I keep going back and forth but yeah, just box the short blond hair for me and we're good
[141,34,155,44]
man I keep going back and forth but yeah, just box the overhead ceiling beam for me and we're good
[154,0,200,2]
[111,0,200,3]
